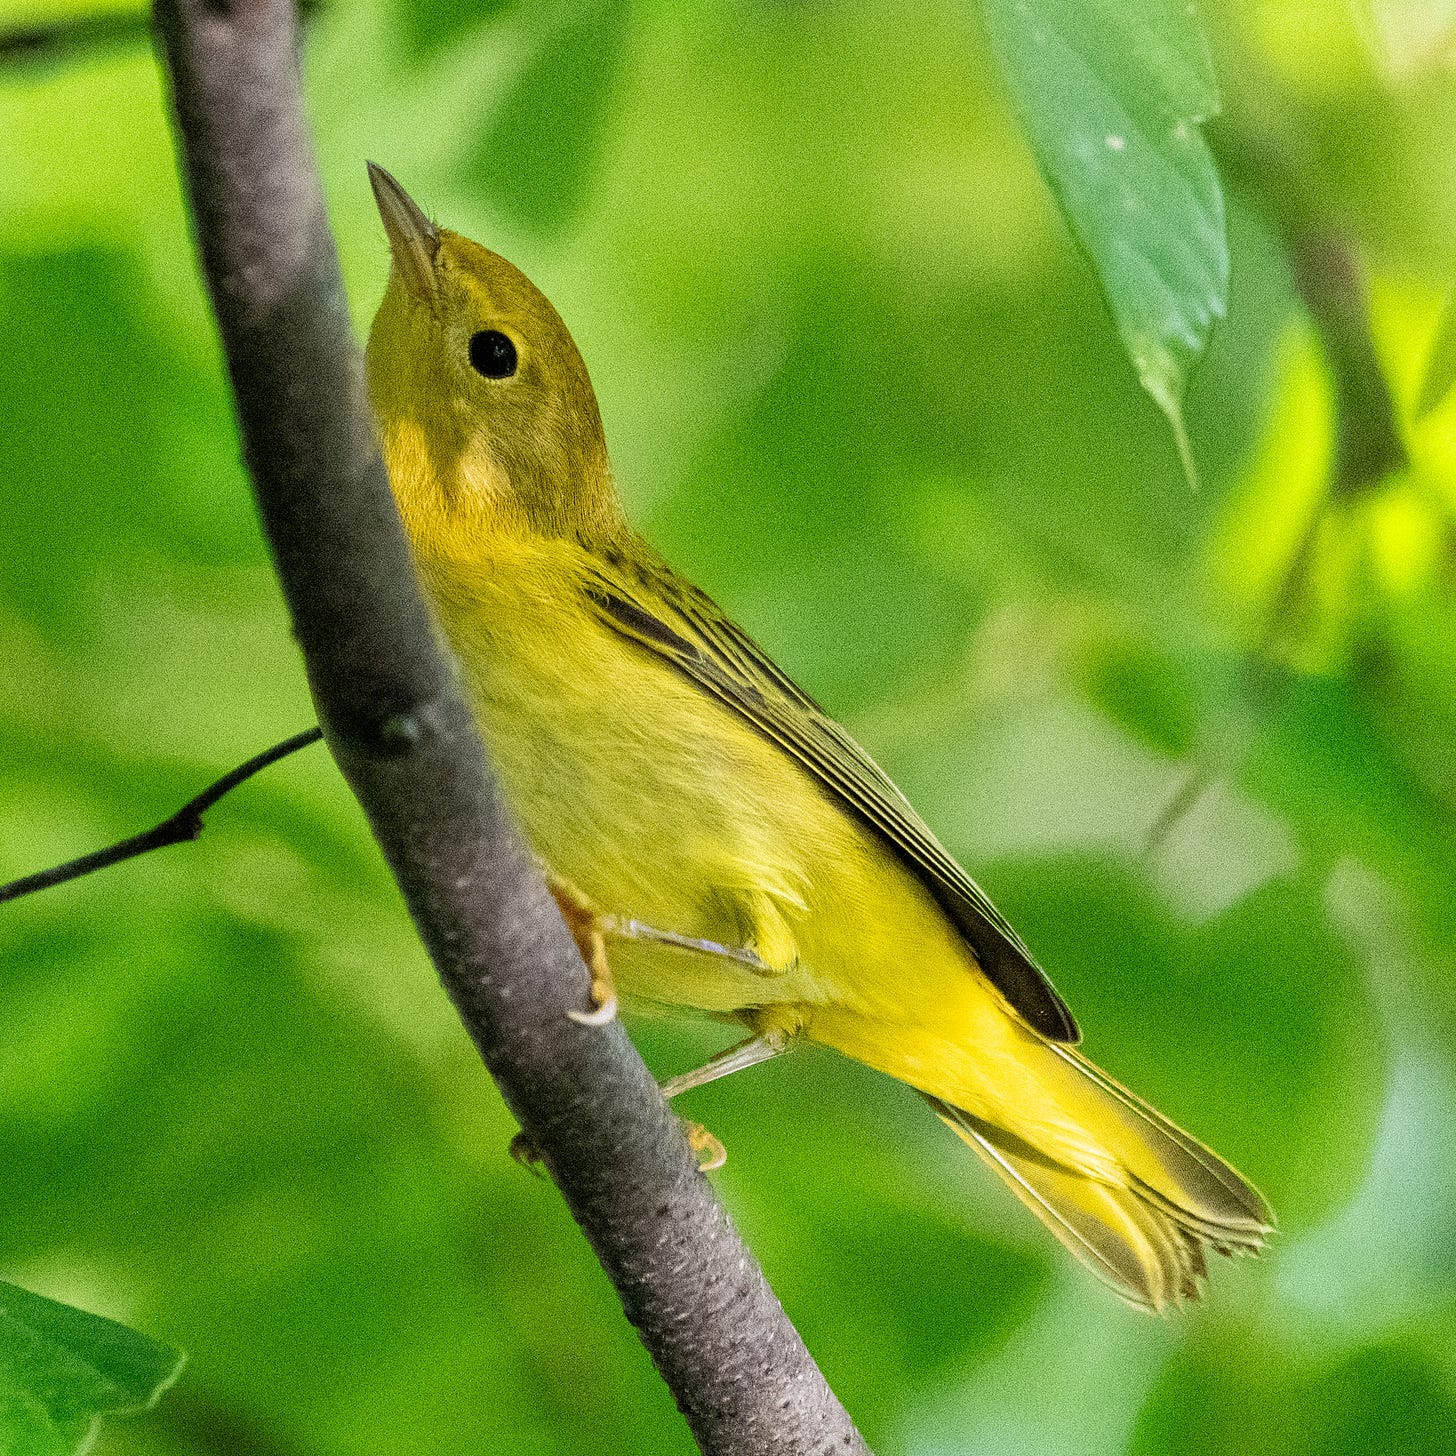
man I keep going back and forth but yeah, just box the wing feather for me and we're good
[582,546,1079,1043]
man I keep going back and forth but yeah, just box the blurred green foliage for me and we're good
[2,1,1455,1453]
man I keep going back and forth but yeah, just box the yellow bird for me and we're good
[364,164,1271,1311]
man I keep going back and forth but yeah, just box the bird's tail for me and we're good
[925,1044,1272,1310]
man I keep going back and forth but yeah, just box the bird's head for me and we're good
[364,164,620,558]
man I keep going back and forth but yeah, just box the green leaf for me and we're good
[0,1282,183,1456]
[1415,284,1456,418]
[1076,637,1199,757]
[980,0,1227,486]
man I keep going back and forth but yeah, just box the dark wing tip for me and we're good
[969,925,1081,1043]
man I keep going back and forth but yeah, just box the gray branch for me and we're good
[149,2,868,1451]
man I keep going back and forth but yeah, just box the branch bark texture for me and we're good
[150,3,868,1451]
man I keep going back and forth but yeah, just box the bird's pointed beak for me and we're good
[367,162,439,300]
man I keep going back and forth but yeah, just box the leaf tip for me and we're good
[1136,347,1201,491]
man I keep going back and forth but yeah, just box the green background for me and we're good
[3,1,1456,1452]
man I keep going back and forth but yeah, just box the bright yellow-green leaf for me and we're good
[1415,284,1456,418]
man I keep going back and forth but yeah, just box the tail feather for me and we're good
[802,1000,1272,1307]
[926,1053,1272,1312]
[1047,1043,1272,1236]
[926,1098,1198,1305]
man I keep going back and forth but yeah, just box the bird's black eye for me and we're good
[468,329,518,379]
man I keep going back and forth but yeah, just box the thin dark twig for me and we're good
[149,1,867,1451]
[0,11,149,67]
[0,727,323,904]
[1142,760,1213,858]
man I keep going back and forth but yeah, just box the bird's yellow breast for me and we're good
[416,530,991,1036]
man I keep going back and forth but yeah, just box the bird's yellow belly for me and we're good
[439,585,981,1027]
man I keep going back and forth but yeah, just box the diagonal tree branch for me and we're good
[149,1,868,1452]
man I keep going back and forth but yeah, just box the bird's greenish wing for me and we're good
[580,546,1079,1043]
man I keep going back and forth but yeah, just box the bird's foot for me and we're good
[509,1130,546,1175]
[683,1120,727,1172]
[548,877,619,1026]
[511,1120,724,1173]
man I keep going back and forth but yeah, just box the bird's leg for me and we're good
[542,871,795,1169]
[548,874,791,1024]
[602,887,800,981]
[662,1032,792,1172]
[599,915,776,975]
[511,1031,792,1174]
[547,876,618,1027]
[660,1031,792,1099]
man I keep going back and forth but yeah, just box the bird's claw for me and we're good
[549,876,619,1027]
[567,983,618,1026]
[684,1120,727,1172]
[509,1130,546,1175]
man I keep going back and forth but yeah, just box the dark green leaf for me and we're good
[1132,1329,1456,1456]
[1077,638,1199,757]
[0,1282,183,1456]
[981,0,1226,484]
[397,0,513,64]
